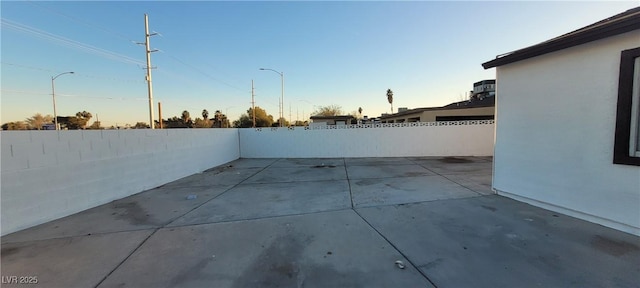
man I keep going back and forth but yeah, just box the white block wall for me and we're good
[239,123,495,158]
[493,31,640,236]
[1,129,240,235]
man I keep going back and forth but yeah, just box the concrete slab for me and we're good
[345,157,414,166]
[2,185,232,243]
[444,173,494,195]
[346,164,435,180]
[3,157,637,288]
[412,157,492,175]
[1,229,152,288]
[162,167,263,187]
[168,180,351,226]
[226,158,279,169]
[243,166,347,184]
[99,210,434,288]
[271,158,344,168]
[357,195,640,287]
[350,175,480,208]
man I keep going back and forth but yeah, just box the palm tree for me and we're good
[181,110,191,123]
[386,89,394,114]
[202,109,209,120]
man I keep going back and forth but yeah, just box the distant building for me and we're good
[379,81,495,123]
[42,124,56,130]
[309,115,355,127]
[472,79,496,97]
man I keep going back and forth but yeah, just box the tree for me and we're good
[1,121,29,130]
[25,113,53,130]
[181,110,193,128]
[233,107,274,128]
[75,111,93,129]
[312,105,343,116]
[387,89,394,114]
[164,116,189,128]
[181,110,191,122]
[212,110,230,128]
[202,109,209,120]
[88,121,103,129]
[273,117,289,127]
[132,122,149,129]
[193,117,212,128]
[56,111,93,130]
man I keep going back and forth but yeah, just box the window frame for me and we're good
[613,47,640,166]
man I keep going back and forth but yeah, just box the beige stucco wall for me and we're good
[382,106,495,123]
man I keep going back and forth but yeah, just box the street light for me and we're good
[259,68,284,127]
[51,71,74,130]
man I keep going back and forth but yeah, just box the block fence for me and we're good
[1,121,494,235]
[239,121,495,158]
[1,129,240,235]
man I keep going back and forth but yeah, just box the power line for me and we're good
[159,50,248,92]
[0,89,49,96]
[1,62,145,84]
[56,93,148,101]
[6,5,250,98]
[25,0,139,45]
[3,13,252,109]
[1,18,145,66]
[1,89,147,101]
[0,62,59,73]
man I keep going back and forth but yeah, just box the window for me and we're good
[613,47,640,166]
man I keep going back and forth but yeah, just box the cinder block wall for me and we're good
[239,123,495,158]
[1,123,494,235]
[1,129,240,235]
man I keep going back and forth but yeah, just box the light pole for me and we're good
[259,68,284,127]
[51,71,74,130]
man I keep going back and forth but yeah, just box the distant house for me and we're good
[483,7,640,235]
[309,115,355,127]
[472,79,496,97]
[380,81,495,123]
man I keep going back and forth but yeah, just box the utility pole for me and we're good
[140,14,158,129]
[281,72,284,127]
[158,102,163,129]
[251,80,256,128]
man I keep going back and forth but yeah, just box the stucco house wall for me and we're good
[381,106,495,123]
[492,30,640,235]
[420,106,494,122]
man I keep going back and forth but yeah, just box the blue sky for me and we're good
[2,1,638,127]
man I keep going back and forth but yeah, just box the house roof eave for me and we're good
[482,7,640,69]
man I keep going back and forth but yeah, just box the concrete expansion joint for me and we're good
[158,208,357,233]
[94,228,159,288]
[344,158,355,209]
[351,208,439,288]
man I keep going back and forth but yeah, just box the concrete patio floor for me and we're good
[2,157,639,287]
